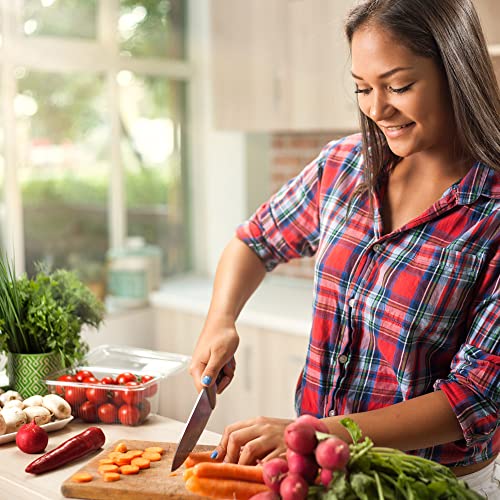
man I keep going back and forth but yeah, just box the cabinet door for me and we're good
[286,0,358,131]
[211,0,290,131]
[260,329,309,419]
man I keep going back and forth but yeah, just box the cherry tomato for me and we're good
[97,403,118,424]
[75,370,94,382]
[118,404,141,426]
[122,381,144,406]
[55,374,76,395]
[79,401,98,422]
[116,372,137,385]
[141,375,158,398]
[82,376,99,385]
[138,399,151,423]
[64,386,86,406]
[100,376,116,385]
[86,386,109,406]
[111,389,125,407]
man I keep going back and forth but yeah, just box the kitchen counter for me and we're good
[0,415,220,500]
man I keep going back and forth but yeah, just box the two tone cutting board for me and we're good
[61,440,212,499]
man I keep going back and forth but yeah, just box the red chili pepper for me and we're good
[25,427,105,475]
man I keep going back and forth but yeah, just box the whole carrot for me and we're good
[185,476,270,500]
[193,462,264,483]
[26,427,105,474]
[184,450,223,468]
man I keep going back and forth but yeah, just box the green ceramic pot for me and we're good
[7,351,62,398]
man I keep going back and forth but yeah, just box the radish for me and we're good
[286,448,318,484]
[315,436,350,470]
[16,421,49,454]
[284,421,317,454]
[279,473,308,500]
[319,467,333,487]
[262,457,289,493]
[295,414,329,433]
[248,492,280,500]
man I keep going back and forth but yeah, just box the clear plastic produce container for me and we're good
[45,345,190,426]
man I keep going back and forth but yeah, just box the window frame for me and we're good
[0,0,193,274]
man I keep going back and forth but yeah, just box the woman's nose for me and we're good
[369,92,392,121]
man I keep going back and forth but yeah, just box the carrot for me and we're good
[70,472,93,483]
[192,462,264,483]
[183,468,194,481]
[185,476,269,500]
[184,451,223,468]
[98,464,120,475]
[114,455,133,466]
[99,458,115,466]
[144,446,164,455]
[114,442,128,453]
[103,472,121,482]
[131,457,150,470]
[127,449,145,458]
[120,464,140,475]
[107,452,123,460]
[141,451,162,462]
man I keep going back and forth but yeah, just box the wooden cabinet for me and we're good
[211,0,358,131]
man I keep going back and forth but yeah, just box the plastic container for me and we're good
[45,345,190,426]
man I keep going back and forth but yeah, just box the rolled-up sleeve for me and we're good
[434,252,500,448]
[236,141,334,271]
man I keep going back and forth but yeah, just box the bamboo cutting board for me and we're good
[61,439,213,499]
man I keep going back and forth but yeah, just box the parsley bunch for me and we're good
[309,419,484,499]
[0,258,104,367]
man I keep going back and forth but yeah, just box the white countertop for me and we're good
[0,415,220,500]
[150,274,314,337]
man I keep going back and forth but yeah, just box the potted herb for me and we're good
[0,257,104,397]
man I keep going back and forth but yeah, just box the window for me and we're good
[0,1,190,298]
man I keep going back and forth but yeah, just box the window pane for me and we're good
[119,72,187,276]
[22,0,97,39]
[17,69,109,298]
[119,0,186,59]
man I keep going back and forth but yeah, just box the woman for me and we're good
[190,0,500,495]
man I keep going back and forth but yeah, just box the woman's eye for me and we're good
[354,87,371,95]
[388,83,414,94]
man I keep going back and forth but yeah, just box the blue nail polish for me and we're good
[210,450,218,459]
[202,375,212,385]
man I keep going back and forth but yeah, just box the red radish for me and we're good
[284,421,317,454]
[286,448,318,484]
[279,472,308,500]
[295,414,329,433]
[319,467,333,487]
[262,457,289,493]
[16,421,49,454]
[248,492,280,500]
[315,436,350,470]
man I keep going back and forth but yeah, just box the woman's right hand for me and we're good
[189,316,240,394]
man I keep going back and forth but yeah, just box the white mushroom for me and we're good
[42,394,71,419]
[1,407,27,433]
[3,399,25,410]
[0,390,23,405]
[0,414,6,435]
[22,395,44,407]
[23,406,52,425]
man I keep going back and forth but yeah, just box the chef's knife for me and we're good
[170,375,220,472]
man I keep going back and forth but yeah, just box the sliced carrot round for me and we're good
[131,457,150,470]
[103,472,121,482]
[71,472,93,483]
[120,464,140,475]
[141,451,162,462]
[144,446,164,455]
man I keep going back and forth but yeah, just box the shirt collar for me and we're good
[451,161,500,205]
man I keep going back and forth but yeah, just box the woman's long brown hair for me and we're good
[345,0,500,199]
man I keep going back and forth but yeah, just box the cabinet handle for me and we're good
[244,345,252,392]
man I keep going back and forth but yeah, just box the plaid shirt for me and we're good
[236,133,499,467]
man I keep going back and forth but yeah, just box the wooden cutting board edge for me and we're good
[60,439,214,500]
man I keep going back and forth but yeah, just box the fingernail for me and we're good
[210,450,218,459]
[202,375,212,386]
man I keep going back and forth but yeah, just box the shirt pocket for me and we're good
[378,247,486,331]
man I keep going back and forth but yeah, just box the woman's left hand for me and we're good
[213,416,294,464]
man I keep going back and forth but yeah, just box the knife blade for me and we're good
[170,378,219,472]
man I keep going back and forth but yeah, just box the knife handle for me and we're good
[206,371,225,409]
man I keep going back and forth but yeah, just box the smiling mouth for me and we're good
[384,122,414,131]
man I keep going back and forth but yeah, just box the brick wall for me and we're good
[269,131,347,280]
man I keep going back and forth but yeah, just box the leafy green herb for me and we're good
[311,419,485,499]
[0,256,104,367]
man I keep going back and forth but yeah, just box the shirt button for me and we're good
[328,410,336,417]
[348,298,355,308]
[373,244,382,253]
[338,354,348,364]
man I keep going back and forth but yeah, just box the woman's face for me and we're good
[351,24,456,160]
